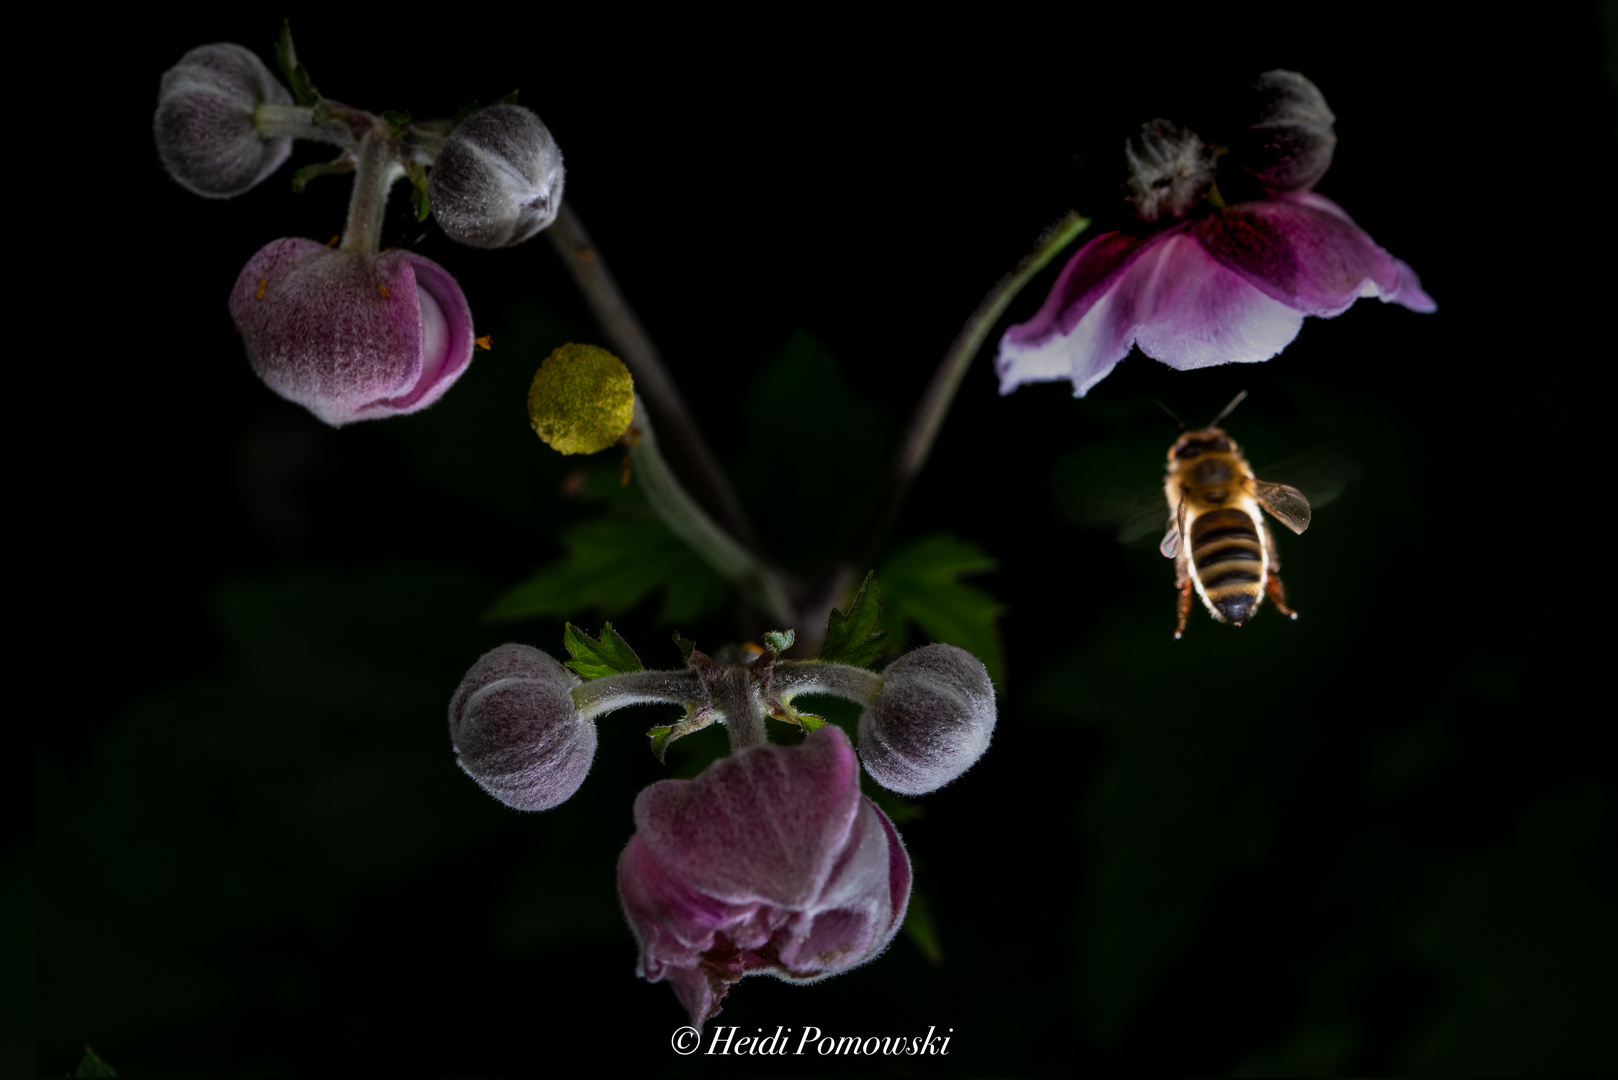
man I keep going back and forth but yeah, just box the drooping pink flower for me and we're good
[618,724,911,1028]
[997,72,1436,397]
[228,238,475,426]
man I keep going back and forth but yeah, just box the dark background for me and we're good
[33,8,1616,1076]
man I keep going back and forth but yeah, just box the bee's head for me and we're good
[1169,426,1236,461]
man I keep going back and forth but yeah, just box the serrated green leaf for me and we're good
[274,21,320,106]
[75,1045,116,1077]
[879,533,1006,685]
[563,621,643,680]
[763,629,795,655]
[820,571,886,668]
[485,512,728,627]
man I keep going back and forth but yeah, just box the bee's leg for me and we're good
[1265,570,1299,621]
[1174,561,1194,639]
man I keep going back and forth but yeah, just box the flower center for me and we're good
[1124,119,1215,223]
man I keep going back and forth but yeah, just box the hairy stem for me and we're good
[546,204,759,550]
[628,397,794,626]
[838,211,1092,572]
[340,126,404,254]
[571,668,704,721]
[772,661,885,708]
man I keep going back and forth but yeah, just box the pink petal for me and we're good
[1086,231,1307,376]
[631,724,863,908]
[996,230,1157,394]
[1196,195,1436,317]
[227,239,475,426]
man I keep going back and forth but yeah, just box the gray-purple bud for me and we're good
[857,644,996,796]
[449,644,594,811]
[1237,70,1337,193]
[1124,119,1216,223]
[155,44,294,198]
[428,105,565,248]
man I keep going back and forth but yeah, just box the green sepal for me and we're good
[562,621,643,680]
[647,725,673,762]
[75,1046,117,1077]
[406,161,430,222]
[672,631,696,662]
[382,109,413,135]
[820,571,886,668]
[450,100,482,128]
[493,89,520,107]
[902,886,944,967]
[762,629,795,655]
[274,21,321,107]
[291,155,354,194]
[797,713,827,732]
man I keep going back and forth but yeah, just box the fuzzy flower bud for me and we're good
[1237,70,1338,193]
[527,344,636,454]
[428,105,566,248]
[1124,119,1216,223]
[155,44,294,198]
[228,238,475,426]
[448,644,595,812]
[857,644,996,795]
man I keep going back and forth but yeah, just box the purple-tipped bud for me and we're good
[449,644,594,812]
[155,44,294,198]
[1125,119,1215,223]
[857,644,996,796]
[428,105,565,248]
[227,238,475,426]
[1237,70,1337,193]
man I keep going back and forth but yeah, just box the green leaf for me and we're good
[75,1046,117,1077]
[274,21,320,106]
[493,89,521,107]
[671,631,695,661]
[647,725,673,761]
[562,622,643,680]
[450,99,483,128]
[762,629,795,655]
[382,109,413,135]
[484,511,729,627]
[290,155,354,194]
[879,533,1006,685]
[797,713,827,732]
[820,571,886,668]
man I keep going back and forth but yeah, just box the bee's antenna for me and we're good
[1209,389,1248,427]
[1151,398,1185,429]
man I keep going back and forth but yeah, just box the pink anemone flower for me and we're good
[228,238,475,426]
[996,72,1435,397]
[618,724,911,1029]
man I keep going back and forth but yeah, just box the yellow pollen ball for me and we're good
[527,343,636,455]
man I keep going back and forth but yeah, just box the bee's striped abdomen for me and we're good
[1189,507,1264,624]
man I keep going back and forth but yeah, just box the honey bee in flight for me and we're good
[1160,393,1312,638]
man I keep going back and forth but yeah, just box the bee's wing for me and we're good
[1252,481,1311,534]
[1255,446,1363,512]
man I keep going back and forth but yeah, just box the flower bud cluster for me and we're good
[857,644,996,795]
[448,644,594,811]
[429,105,566,249]
[154,43,293,198]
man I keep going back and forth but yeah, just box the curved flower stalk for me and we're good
[997,71,1436,397]
[227,238,474,426]
[618,724,911,1029]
